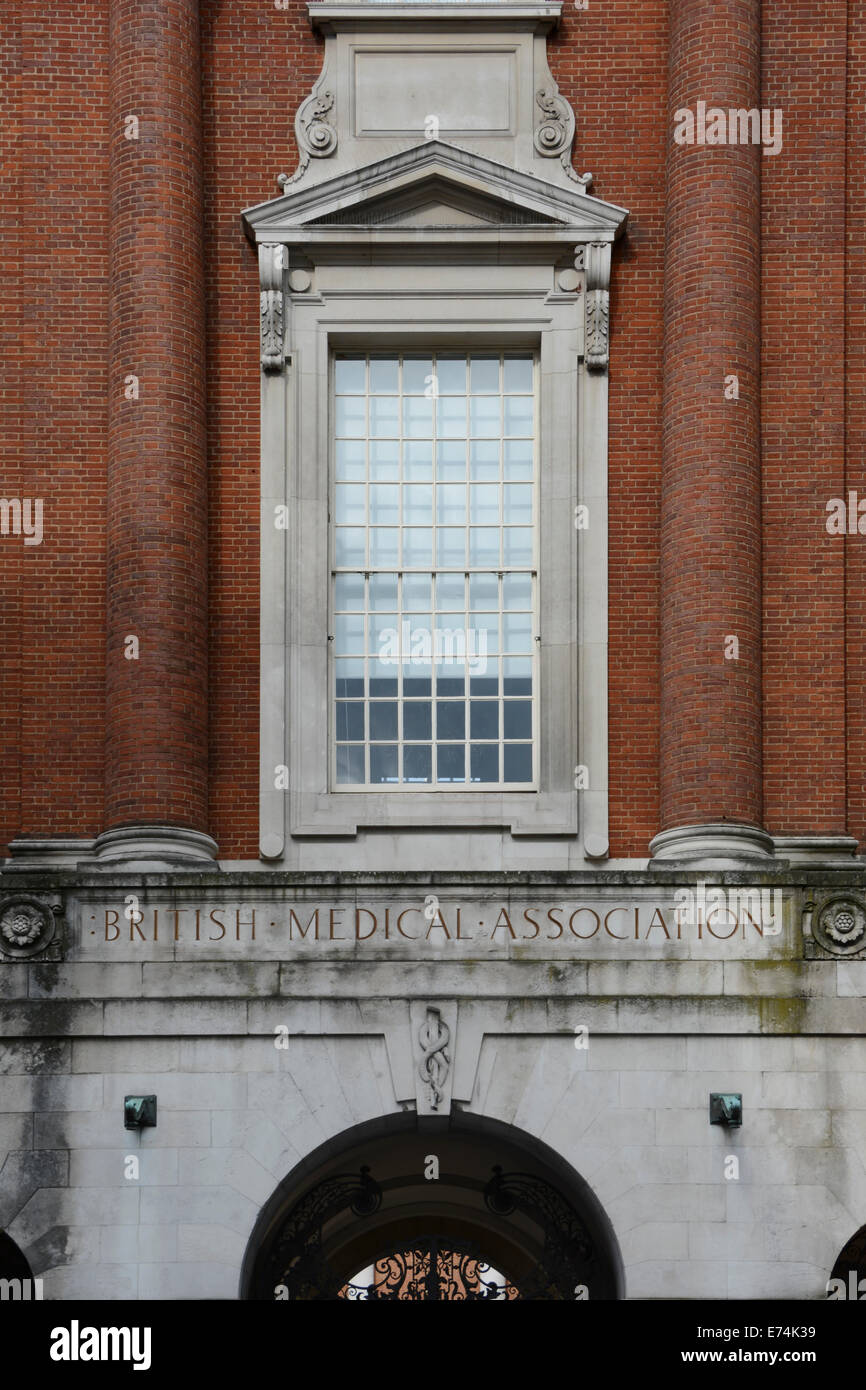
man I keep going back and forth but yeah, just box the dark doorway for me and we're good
[241,1112,623,1300]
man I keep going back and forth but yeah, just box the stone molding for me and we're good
[92,826,219,869]
[649,822,775,869]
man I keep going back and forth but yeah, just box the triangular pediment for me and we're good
[242,140,628,244]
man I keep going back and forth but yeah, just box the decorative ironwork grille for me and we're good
[340,1237,521,1301]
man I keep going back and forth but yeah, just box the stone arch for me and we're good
[240,1110,624,1300]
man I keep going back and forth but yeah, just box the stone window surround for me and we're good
[248,215,623,867]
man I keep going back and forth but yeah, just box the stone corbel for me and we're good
[259,244,285,373]
[533,81,592,191]
[583,241,611,372]
[277,61,337,191]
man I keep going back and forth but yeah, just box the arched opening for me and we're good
[241,1112,624,1301]
[828,1224,866,1299]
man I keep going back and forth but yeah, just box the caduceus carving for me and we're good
[417,1006,451,1111]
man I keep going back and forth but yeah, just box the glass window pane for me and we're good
[336,439,365,480]
[436,744,465,783]
[470,665,498,697]
[370,528,399,566]
[437,484,466,526]
[334,573,364,611]
[402,574,432,611]
[402,357,433,394]
[503,356,533,393]
[336,702,364,741]
[469,572,498,610]
[470,356,499,393]
[503,484,532,525]
[504,700,532,739]
[503,612,532,652]
[369,573,398,610]
[437,527,465,566]
[503,656,532,696]
[402,528,433,568]
[370,396,399,437]
[435,574,464,611]
[335,396,365,437]
[470,700,498,739]
[504,396,533,436]
[335,614,364,655]
[335,484,365,525]
[335,527,365,566]
[404,614,431,657]
[436,673,464,697]
[370,357,399,393]
[470,744,498,783]
[436,441,466,481]
[370,744,398,784]
[369,702,398,740]
[472,613,498,656]
[502,572,531,610]
[403,744,431,783]
[335,358,365,394]
[437,396,467,437]
[504,743,532,782]
[369,659,398,697]
[404,441,433,480]
[436,357,467,394]
[470,484,499,525]
[503,527,533,565]
[335,658,364,698]
[403,669,432,698]
[470,440,499,480]
[436,701,464,739]
[404,485,432,526]
[403,702,432,740]
[369,440,399,480]
[403,396,434,438]
[469,527,500,566]
[336,744,365,784]
[369,611,399,654]
[370,484,399,526]
[469,396,500,437]
[504,439,533,479]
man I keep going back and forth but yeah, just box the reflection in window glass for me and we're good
[332,352,537,787]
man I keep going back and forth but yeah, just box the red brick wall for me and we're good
[106,0,208,832]
[3,0,863,859]
[1,3,109,854]
[761,0,848,837]
[846,0,866,850]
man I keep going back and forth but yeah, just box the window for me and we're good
[331,351,537,789]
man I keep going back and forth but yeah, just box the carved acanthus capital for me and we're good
[259,244,286,373]
[583,241,612,372]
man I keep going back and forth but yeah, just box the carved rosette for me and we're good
[259,244,285,373]
[583,242,612,372]
[0,895,56,958]
[810,894,866,956]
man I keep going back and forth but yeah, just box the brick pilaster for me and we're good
[104,0,211,848]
